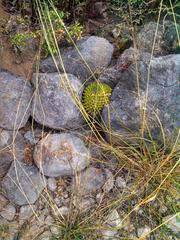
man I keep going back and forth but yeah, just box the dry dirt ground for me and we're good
[0,0,36,80]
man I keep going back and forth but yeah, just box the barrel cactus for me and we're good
[82,82,112,115]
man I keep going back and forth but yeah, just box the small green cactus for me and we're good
[82,82,112,115]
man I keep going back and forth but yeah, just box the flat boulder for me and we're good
[0,129,31,178]
[2,162,46,206]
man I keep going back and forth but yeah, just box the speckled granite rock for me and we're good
[31,73,84,129]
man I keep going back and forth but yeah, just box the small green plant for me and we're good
[11,32,27,50]
[110,0,180,26]
[67,21,83,42]
[49,225,85,240]
[54,0,86,11]
[41,7,83,57]
[10,32,35,52]
[0,224,9,238]
[82,82,112,115]
[42,38,58,57]
[47,0,59,5]
[40,8,66,57]
[50,234,83,240]
[45,9,67,28]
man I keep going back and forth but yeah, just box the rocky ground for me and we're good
[0,1,180,240]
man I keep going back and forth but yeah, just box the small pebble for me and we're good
[0,204,16,221]
[103,169,114,193]
[19,204,37,225]
[55,206,69,217]
[137,225,151,238]
[115,176,127,188]
[0,194,8,211]
[47,178,57,192]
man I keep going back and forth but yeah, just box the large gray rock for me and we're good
[0,129,30,178]
[0,71,32,130]
[136,22,165,56]
[31,73,84,129]
[73,167,106,196]
[39,56,58,73]
[2,162,46,206]
[102,48,180,141]
[40,36,114,82]
[136,21,180,56]
[33,133,90,177]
